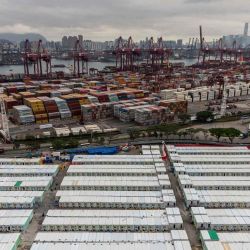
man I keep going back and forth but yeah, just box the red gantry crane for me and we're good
[37,40,52,78]
[22,39,52,78]
[73,39,89,77]
[198,26,243,66]
[147,37,172,71]
[113,36,141,71]
[23,39,39,77]
[113,36,173,72]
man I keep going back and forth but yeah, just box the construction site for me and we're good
[0,26,249,143]
[0,144,249,249]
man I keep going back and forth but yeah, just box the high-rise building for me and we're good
[177,39,183,48]
[83,40,92,50]
[78,35,83,47]
[222,23,250,48]
[164,40,176,48]
[244,23,248,36]
[62,36,68,49]
[68,36,78,49]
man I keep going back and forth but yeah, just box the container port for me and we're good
[0,2,250,249]
[0,58,250,143]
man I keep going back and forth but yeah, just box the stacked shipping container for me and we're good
[24,98,48,124]
[4,97,19,115]
[81,103,113,122]
[52,97,71,119]
[158,100,188,114]
[37,97,61,121]
[135,106,172,126]
[12,105,35,124]
[119,104,153,122]
[61,94,90,118]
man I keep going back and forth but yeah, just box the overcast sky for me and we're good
[0,0,249,42]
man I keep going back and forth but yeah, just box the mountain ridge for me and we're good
[0,33,47,43]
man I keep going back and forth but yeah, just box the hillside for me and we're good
[0,33,47,43]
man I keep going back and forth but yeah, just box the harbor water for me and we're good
[0,58,197,75]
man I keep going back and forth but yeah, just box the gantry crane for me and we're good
[113,36,141,71]
[220,76,229,117]
[147,37,172,71]
[22,39,52,78]
[73,39,89,77]
[23,39,39,77]
[0,98,10,142]
[37,40,52,78]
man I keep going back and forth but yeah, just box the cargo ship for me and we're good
[51,64,66,68]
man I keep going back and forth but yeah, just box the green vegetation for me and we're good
[224,128,241,143]
[209,128,225,142]
[127,124,186,140]
[177,130,188,139]
[209,127,241,143]
[178,113,191,124]
[52,138,79,150]
[15,129,120,147]
[99,137,105,145]
[52,139,65,150]
[196,111,214,123]
[67,138,80,148]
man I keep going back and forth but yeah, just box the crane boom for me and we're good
[220,77,228,117]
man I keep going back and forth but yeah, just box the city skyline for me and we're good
[0,0,249,41]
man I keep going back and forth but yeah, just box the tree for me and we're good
[128,130,135,140]
[91,132,98,142]
[209,127,241,143]
[178,113,191,124]
[52,139,66,150]
[25,135,35,141]
[14,142,20,149]
[67,138,79,148]
[153,131,158,138]
[148,131,154,137]
[196,111,214,123]
[99,137,105,145]
[162,124,180,138]
[224,128,241,143]
[209,128,225,142]
[133,130,140,138]
[128,129,140,140]
[28,141,40,150]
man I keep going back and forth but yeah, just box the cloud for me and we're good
[0,0,248,41]
[0,24,38,34]
[185,0,222,3]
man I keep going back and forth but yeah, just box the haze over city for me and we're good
[0,0,249,41]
